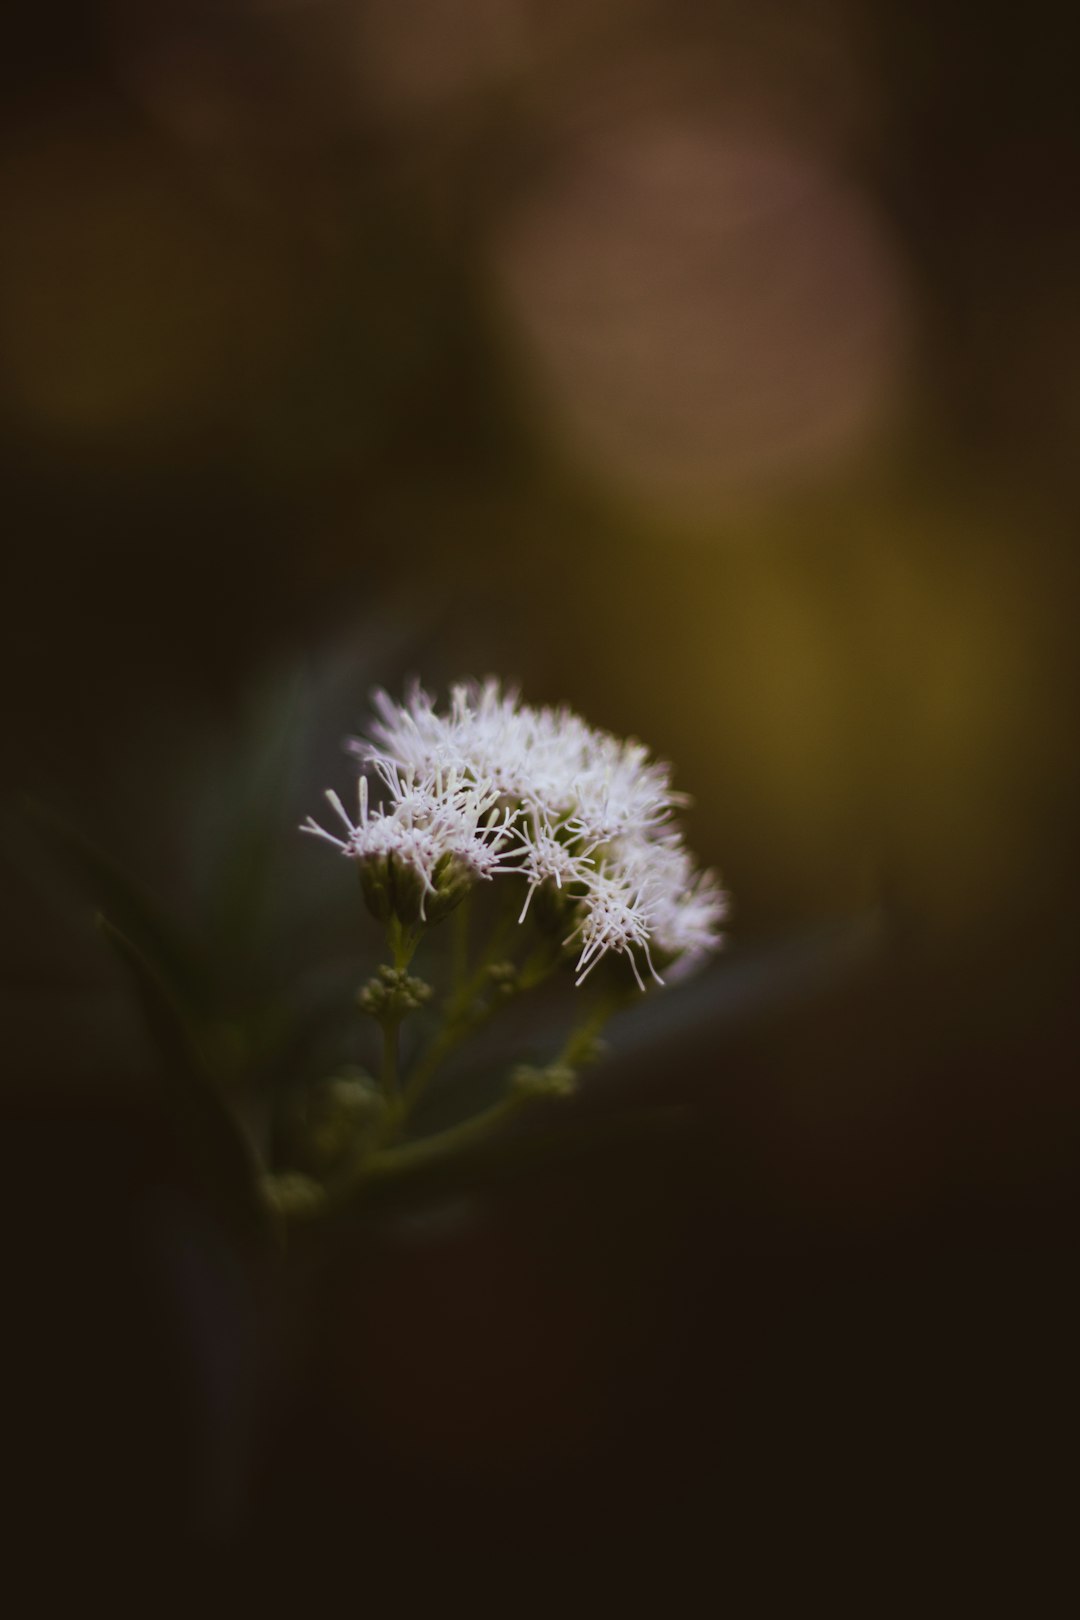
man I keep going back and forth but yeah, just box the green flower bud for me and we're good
[510,1062,578,1100]
[280,1070,388,1173]
[358,967,434,1020]
[421,851,477,924]
[357,853,394,922]
[485,960,520,998]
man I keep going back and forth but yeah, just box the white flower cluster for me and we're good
[303,679,726,989]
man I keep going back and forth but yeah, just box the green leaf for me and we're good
[23,797,217,1020]
[196,674,306,972]
[97,913,269,1239]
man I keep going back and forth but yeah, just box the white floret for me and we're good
[564,869,661,992]
[307,678,726,987]
[508,812,599,922]
[650,869,728,977]
[301,780,443,912]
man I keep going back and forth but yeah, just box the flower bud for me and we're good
[422,851,476,923]
[484,961,518,1000]
[358,968,433,1020]
[510,1062,577,1099]
[357,852,394,922]
[281,1070,387,1172]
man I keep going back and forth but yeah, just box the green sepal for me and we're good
[423,852,475,923]
[357,853,394,922]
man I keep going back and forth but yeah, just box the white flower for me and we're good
[508,811,599,923]
[564,866,659,992]
[301,771,515,922]
[305,679,727,986]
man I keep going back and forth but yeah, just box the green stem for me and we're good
[311,984,630,1214]
[358,993,623,1191]
[517,937,565,990]
[381,1016,401,1110]
[399,1024,464,1115]
[397,913,514,1113]
[561,995,621,1064]
[316,898,637,1209]
[388,914,421,972]
[399,937,563,1116]
[358,1092,531,1186]
[451,892,471,995]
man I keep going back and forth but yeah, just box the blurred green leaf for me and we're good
[23,797,217,1019]
[97,913,268,1238]
[196,674,305,973]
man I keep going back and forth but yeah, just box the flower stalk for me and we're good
[271,678,728,1219]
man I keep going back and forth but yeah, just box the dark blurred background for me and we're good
[2,0,1077,1597]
